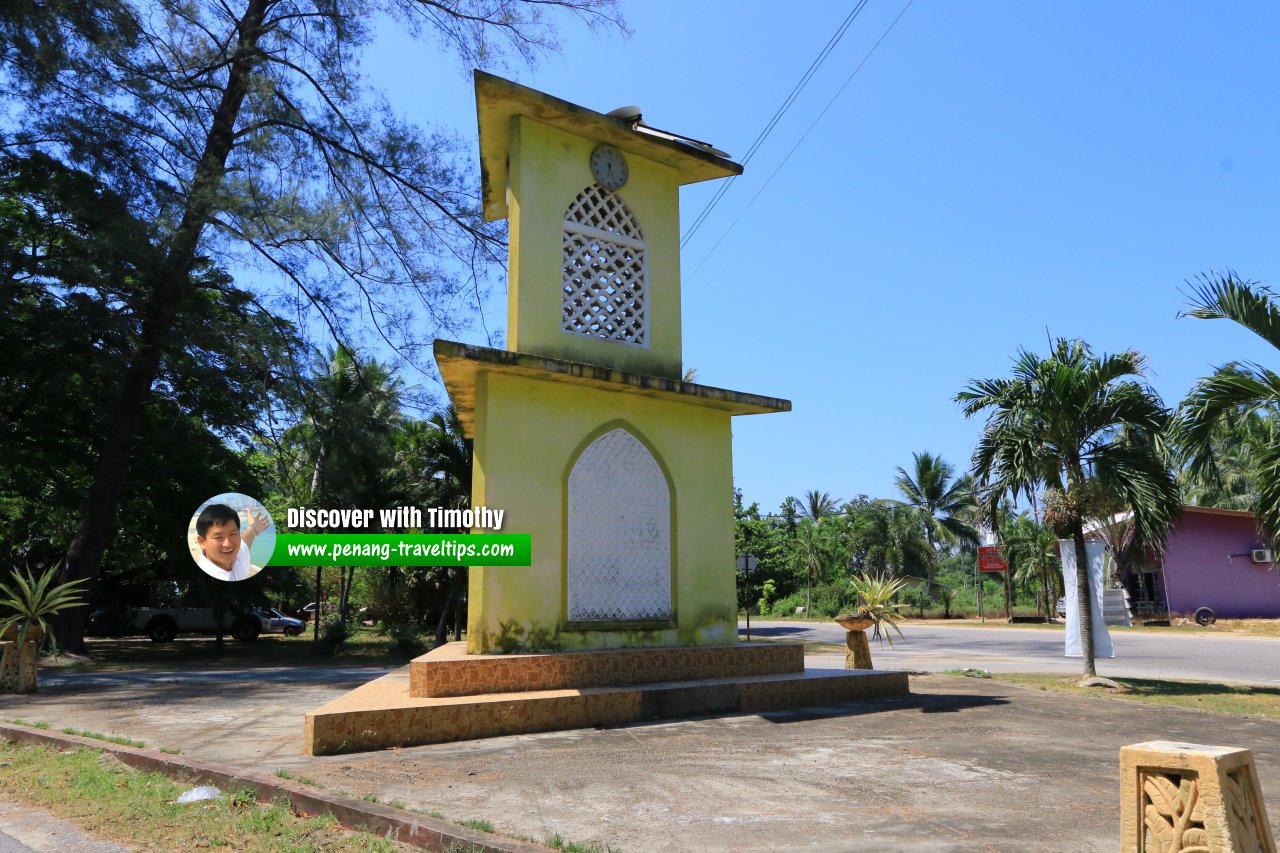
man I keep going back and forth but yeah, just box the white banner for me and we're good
[1059,539,1114,659]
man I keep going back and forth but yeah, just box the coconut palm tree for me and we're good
[1002,514,1061,621]
[283,346,404,637]
[1178,411,1274,511]
[397,408,472,646]
[956,338,1181,677]
[894,451,979,592]
[800,490,841,521]
[1178,274,1280,540]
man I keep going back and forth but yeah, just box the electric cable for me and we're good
[686,0,916,284]
[680,1,870,248]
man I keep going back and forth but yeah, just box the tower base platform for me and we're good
[305,642,909,755]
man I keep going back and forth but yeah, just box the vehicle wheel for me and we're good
[1194,607,1216,626]
[148,617,177,643]
[284,625,303,637]
[232,618,260,642]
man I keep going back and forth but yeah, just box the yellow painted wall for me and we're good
[507,116,683,379]
[467,370,737,653]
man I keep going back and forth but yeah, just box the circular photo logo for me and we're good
[188,493,275,582]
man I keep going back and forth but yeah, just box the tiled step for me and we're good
[306,666,910,755]
[409,641,805,698]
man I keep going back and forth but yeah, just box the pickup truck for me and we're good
[131,607,280,643]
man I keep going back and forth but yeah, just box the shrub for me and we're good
[769,592,807,617]
[386,623,427,657]
[318,618,349,655]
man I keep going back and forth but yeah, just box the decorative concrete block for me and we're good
[1120,741,1276,853]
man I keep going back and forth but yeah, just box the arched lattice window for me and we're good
[561,185,647,346]
[567,428,671,622]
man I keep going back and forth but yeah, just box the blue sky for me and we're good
[355,1,1280,512]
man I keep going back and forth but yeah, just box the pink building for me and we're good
[1122,506,1280,620]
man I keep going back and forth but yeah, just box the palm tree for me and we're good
[397,408,472,646]
[801,490,841,521]
[1002,514,1060,621]
[1178,411,1273,511]
[1178,274,1280,540]
[956,338,1181,677]
[795,519,827,617]
[894,452,979,592]
[284,346,403,636]
[880,503,933,583]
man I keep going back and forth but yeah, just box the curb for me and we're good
[0,723,549,853]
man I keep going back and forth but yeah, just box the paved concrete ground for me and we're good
[0,801,130,853]
[4,662,1280,852]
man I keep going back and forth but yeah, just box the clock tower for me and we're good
[304,72,910,756]
[436,71,790,653]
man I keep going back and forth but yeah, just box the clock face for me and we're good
[591,145,628,191]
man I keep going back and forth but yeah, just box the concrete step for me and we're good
[306,665,910,755]
[410,641,805,698]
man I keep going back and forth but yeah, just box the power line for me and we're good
[680,1,870,249]
[686,0,916,285]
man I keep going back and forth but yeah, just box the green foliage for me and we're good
[0,565,87,651]
[319,618,350,654]
[756,578,777,615]
[1177,273,1280,541]
[386,623,428,658]
[460,819,494,832]
[0,153,299,579]
[848,574,910,646]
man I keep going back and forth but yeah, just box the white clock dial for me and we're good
[590,145,628,191]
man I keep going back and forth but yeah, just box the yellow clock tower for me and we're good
[437,71,789,653]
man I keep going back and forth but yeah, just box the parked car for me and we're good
[85,607,133,636]
[255,608,305,636]
[131,607,263,643]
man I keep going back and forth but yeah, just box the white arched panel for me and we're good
[567,428,671,621]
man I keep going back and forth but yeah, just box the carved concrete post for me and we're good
[0,640,13,692]
[1120,741,1276,853]
[844,631,872,670]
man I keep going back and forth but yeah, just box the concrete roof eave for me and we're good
[434,339,790,438]
[475,70,742,222]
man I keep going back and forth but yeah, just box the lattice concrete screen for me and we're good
[562,184,647,346]
[567,428,671,622]
[1120,741,1276,853]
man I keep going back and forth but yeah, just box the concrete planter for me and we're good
[1,626,42,693]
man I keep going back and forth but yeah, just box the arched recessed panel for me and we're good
[567,427,671,621]
[561,184,647,347]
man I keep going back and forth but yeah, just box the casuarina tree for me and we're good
[0,0,624,650]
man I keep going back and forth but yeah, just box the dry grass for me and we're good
[974,672,1280,720]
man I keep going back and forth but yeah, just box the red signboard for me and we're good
[978,546,1008,573]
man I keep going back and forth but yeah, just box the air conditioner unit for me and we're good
[1251,549,1272,564]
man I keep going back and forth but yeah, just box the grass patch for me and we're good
[159,747,183,755]
[59,727,146,749]
[546,833,620,852]
[65,625,419,673]
[459,819,493,832]
[275,769,322,788]
[5,719,51,730]
[0,742,414,852]
[967,672,1280,719]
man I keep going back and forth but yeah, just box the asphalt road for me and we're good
[742,619,1280,685]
